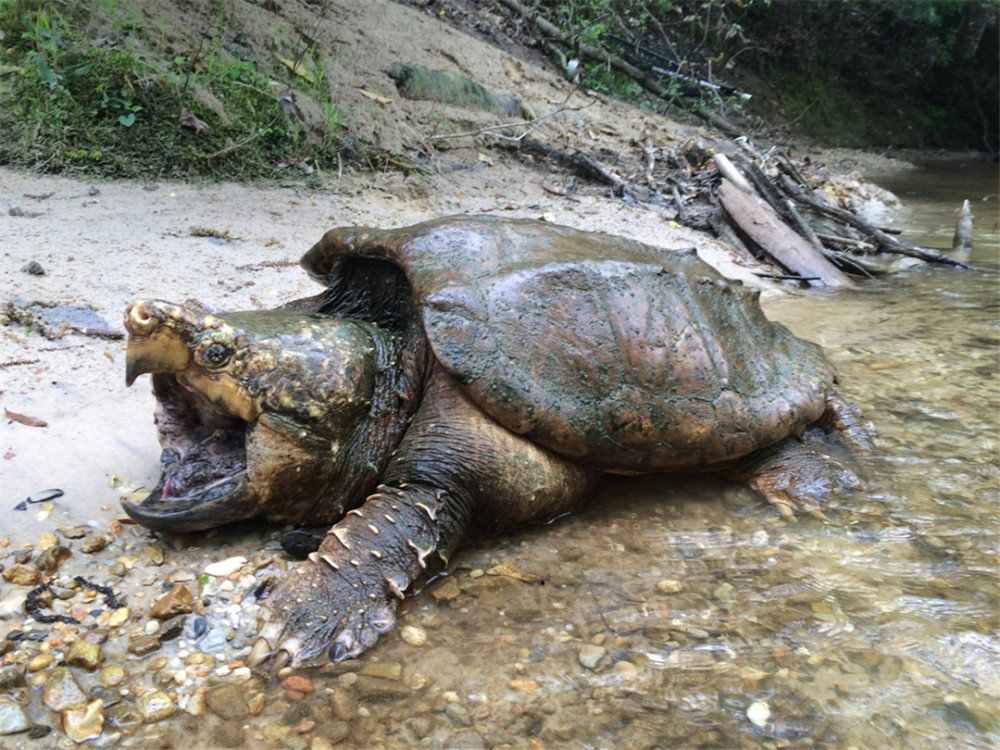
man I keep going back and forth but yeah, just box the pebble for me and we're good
[508,678,540,692]
[137,691,177,722]
[80,535,113,553]
[62,699,104,742]
[0,668,26,690]
[362,662,403,681]
[747,700,771,728]
[0,589,28,618]
[656,579,683,594]
[100,665,126,687]
[2,563,40,586]
[128,635,161,656]
[105,704,143,731]
[42,667,87,711]
[35,545,70,573]
[197,626,229,653]
[27,653,55,672]
[205,683,249,720]
[105,606,130,628]
[204,556,247,577]
[330,688,358,721]
[712,582,736,603]
[400,624,427,646]
[578,644,606,670]
[431,576,461,601]
[613,661,639,680]
[149,584,194,619]
[184,615,209,640]
[66,639,102,670]
[351,675,412,701]
[281,675,315,694]
[158,615,186,641]
[247,692,266,716]
[0,701,31,735]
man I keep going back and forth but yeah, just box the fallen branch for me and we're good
[778,175,971,268]
[428,86,592,142]
[522,139,665,204]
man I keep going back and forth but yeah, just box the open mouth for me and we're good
[121,373,257,532]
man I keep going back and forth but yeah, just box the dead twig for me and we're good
[205,114,281,160]
[428,85,592,142]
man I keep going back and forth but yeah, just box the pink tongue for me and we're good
[161,478,176,499]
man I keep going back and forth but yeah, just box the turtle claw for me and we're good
[248,550,403,669]
[247,636,274,668]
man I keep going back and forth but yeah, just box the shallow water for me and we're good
[1,161,997,749]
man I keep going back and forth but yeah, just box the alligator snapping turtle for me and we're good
[122,215,872,668]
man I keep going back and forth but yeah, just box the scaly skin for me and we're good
[251,365,599,667]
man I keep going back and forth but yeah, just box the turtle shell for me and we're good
[301,216,834,471]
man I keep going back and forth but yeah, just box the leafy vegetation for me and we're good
[530,0,998,151]
[0,0,345,179]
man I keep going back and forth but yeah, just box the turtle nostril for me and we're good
[125,301,158,336]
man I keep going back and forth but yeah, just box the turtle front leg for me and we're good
[250,366,598,668]
[251,483,471,667]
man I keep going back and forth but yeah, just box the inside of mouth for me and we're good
[155,427,248,503]
[142,373,251,507]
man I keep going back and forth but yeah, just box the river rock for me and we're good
[80,534,113,553]
[330,688,358,721]
[34,544,71,573]
[400,625,427,646]
[42,667,87,711]
[0,701,31,735]
[62,699,104,742]
[149,584,193,619]
[137,691,177,722]
[351,675,412,701]
[578,644,606,670]
[0,667,26,690]
[360,661,402,681]
[205,683,249,720]
[2,563,40,586]
[204,556,246,577]
[0,588,28,618]
[66,638,103,670]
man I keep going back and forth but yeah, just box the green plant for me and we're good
[0,0,348,179]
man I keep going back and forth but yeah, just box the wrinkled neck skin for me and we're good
[294,322,428,525]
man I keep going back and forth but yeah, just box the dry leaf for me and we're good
[486,562,542,583]
[279,57,315,84]
[4,408,47,427]
[357,88,393,105]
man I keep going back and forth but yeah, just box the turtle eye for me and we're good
[201,341,232,368]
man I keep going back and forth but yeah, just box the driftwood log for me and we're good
[717,179,855,288]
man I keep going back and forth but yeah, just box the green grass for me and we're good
[0,0,344,180]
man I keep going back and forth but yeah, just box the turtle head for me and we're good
[122,299,379,532]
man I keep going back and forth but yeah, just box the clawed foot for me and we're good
[732,432,867,523]
[248,551,403,670]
